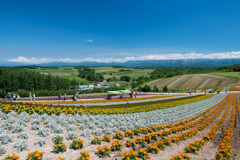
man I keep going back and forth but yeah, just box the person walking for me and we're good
[13,94,16,101]
[58,94,61,100]
[8,92,11,101]
[17,94,20,100]
[29,92,32,101]
[63,93,66,101]
[33,93,36,101]
[76,92,79,99]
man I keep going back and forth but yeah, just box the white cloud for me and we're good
[85,39,93,42]
[7,51,240,64]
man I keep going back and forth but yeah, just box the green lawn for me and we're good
[210,72,239,78]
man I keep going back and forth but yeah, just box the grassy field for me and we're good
[148,74,239,90]
[210,72,239,78]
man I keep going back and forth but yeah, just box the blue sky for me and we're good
[0,0,240,63]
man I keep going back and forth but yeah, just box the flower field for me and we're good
[0,93,239,159]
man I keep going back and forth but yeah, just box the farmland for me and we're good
[148,74,239,90]
[0,93,239,160]
[93,67,153,79]
[210,72,239,78]
[29,66,153,83]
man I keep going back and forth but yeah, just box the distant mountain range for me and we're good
[1,59,240,67]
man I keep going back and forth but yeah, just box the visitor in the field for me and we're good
[29,92,32,101]
[8,92,11,101]
[33,93,36,101]
[76,92,79,100]
[13,94,16,101]
[58,93,61,100]
[17,94,20,101]
[64,93,67,101]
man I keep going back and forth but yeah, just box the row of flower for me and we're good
[237,96,240,137]
[0,95,230,159]
[37,95,185,105]
[182,96,233,157]
[215,96,236,160]
[1,150,89,160]
[165,95,232,160]
[118,95,231,160]
[0,95,213,115]
[170,94,235,160]
[0,95,223,159]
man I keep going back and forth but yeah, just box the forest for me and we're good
[0,67,77,97]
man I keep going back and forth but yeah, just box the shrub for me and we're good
[70,138,84,150]
[155,141,166,150]
[0,145,6,155]
[13,140,28,152]
[34,138,46,147]
[1,154,20,160]
[111,139,123,151]
[37,128,49,137]
[143,135,152,144]
[76,150,91,160]
[124,130,134,138]
[96,145,112,158]
[113,132,124,140]
[136,137,146,147]
[122,149,138,160]
[132,129,140,136]
[52,135,63,144]
[54,157,65,160]
[53,143,67,153]
[26,150,44,160]
[163,137,171,146]
[170,153,191,160]
[90,136,102,145]
[102,134,111,142]
[17,132,29,139]
[66,131,77,140]
[126,140,137,150]
[138,149,150,160]
[146,144,159,154]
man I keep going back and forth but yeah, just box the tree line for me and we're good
[0,67,78,97]
[217,64,240,72]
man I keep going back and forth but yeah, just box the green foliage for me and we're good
[141,85,151,92]
[70,138,84,150]
[120,76,131,82]
[163,86,168,92]
[52,135,64,144]
[0,67,75,93]
[217,64,240,72]
[153,85,159,92]
[78,67,104,82]
[53,143,67,153]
